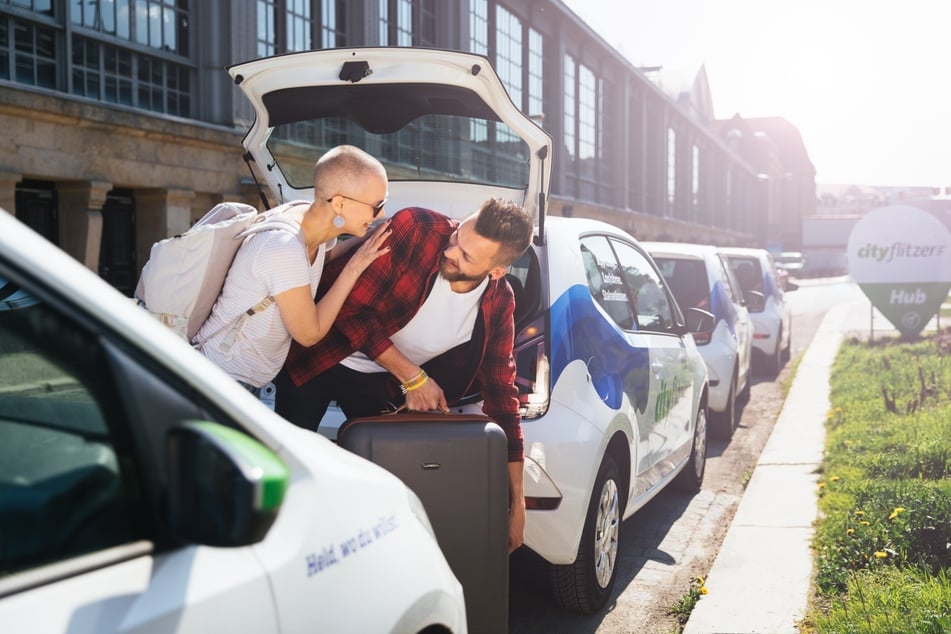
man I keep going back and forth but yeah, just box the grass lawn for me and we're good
[805,330,951,633]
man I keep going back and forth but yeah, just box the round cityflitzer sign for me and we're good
[847,205,951,336]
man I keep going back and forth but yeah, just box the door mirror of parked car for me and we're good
[166,421,290,547]
[784,280,799,292]
[744,290,766,312]
[684,307,715,340]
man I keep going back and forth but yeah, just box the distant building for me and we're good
[711,116,816,252]
[0,0,815,294]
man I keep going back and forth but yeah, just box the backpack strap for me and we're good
[210,295,275,353]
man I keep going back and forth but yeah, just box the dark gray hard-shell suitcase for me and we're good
[337,413,509,634]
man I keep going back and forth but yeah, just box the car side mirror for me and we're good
[744,290,766,312]
[684,307,715,334]
[166,420,289,547]
[784,280,799,292]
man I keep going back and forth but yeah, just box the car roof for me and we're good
[641,241,719,260]
[544,216,644,244]
[719,246,769,259]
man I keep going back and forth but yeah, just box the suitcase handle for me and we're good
[344,412,496,426]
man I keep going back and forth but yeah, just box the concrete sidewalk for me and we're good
[682,301,856,634]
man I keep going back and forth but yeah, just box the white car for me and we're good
[231,47,710,614]
[0,210,466,633]
[644,242,754,439]
[721,247,795,376]
[775,251,805,277]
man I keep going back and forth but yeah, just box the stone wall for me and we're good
[0,86,262,272]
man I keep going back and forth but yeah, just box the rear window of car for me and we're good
[653,258,709,311]
[267,114,530,190]
[726,256,763,293]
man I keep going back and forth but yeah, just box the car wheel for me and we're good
[674,403,707,492]
[738,365,751,403]
[769,328,784,377]
[781,321,792,363]
[712,371,737,440]
[550,455,622,614]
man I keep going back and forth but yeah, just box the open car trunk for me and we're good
[229,47,552,224]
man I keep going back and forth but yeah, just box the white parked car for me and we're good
[497,219,710,612]
[775,251,805,276]
[231,47,710,613]
[721,247,795,376]
[0,210,466,633]
[644,242,754,439]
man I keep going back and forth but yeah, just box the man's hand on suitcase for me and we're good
[404,377,450,413]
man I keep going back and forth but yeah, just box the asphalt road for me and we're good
[507,276,862,633]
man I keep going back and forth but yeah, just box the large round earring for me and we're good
[333,214,345,228]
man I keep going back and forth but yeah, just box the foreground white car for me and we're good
[721,247,795,376]
[231,47,710,613]
[644,242,753,439]
[0,210,466,633]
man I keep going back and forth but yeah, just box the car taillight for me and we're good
[514,316,549,419]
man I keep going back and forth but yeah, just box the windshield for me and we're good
[267,114,530,190]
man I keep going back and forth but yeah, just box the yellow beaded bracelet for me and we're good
[400,370,429,395]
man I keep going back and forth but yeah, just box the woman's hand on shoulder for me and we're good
[346,220,392,274]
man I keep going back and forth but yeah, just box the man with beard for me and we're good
[274,197,533,552]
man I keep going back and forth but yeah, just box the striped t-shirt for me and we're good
[197,225,329,387]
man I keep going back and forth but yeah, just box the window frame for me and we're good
[609,237,678,333]
[0,253,241,589]
[0,276,153,577]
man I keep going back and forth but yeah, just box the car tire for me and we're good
[550,455,622,614]
[712,371,737,440]
[738,365,751,404]
[674,404,707,492]
[781,321,792,363]
[769,328,785,377]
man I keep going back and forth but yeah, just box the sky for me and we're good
[562,0,951,188]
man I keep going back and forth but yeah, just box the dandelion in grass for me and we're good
[874,551,888,559]
[888,507,905,520]
[694,576,709,595]
[847,528,855,536]
[860,521,870,526]
[829,476,840,482]
[854,510,865,517]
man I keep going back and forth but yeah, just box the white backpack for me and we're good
[134,200,305,345]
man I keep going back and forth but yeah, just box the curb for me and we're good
[682,301,857,634]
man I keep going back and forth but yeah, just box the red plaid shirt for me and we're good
[283,207,524,461]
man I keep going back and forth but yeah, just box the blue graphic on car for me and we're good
[549,285,651,412]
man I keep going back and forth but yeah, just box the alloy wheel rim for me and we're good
[694,409,707,479]
[594,478,619,588]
